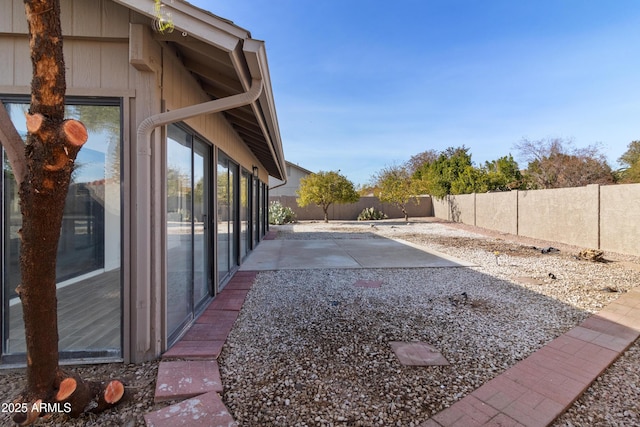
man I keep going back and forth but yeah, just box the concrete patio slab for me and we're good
[239,237,474,271]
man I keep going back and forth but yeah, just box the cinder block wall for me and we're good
[600,184,640,255]
[269,196,433,221]
[518,185,600,249]
[475,191,518,235]
[431,183,640,256]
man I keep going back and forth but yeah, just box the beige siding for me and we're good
[2,0,129,38]
[100,42,131,88]
[0,38,16,86]
[2,0,131,92]
[0,0,15,33]
[63,40,130,90]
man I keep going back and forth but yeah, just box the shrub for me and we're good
[357,207,388,221]
[268,201,296,225]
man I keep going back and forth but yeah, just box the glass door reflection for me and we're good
[166,126,212,344]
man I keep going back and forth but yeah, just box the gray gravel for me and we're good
[1,218,638,426]
[219,219,640,427]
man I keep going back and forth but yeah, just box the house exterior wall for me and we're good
[1,0,140,364]
[0,0,131,90]
[1,0,278,365]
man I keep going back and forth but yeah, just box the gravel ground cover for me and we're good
[0,218,638,426]
[219,219,640,426]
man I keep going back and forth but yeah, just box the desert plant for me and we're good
[269,201,296,225]
[357,207,388,221]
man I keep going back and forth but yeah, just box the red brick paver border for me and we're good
[145,391,237,427]
[148,271,258,426]
[420,287,640,426]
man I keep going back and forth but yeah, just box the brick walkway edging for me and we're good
[420,286,640,427]
[145,246,640,426]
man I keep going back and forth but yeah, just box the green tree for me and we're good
[373,165,421,222]
[297,170,359,222]
[484,154,525,191]
[617,140,640,183]
[415,146,487,198]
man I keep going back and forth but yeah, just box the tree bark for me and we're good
[10,1,124,423]
[20,0,68,402]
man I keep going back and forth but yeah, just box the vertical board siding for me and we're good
[100,42,130,89]
[70,41,102,88]
[101,1,130,38]
[13,37,30,87]
[4,0,129,38]
[12,1,28,34]
[60,0,74,35]
[0,39,15,86]
[0,0,13,32]
[72,0,103,37]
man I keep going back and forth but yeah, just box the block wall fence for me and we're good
[431,183,640,256]
[269,196,433,222]
[271,183,640,256]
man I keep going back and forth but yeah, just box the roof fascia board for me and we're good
[243,39,286,179]
[112,0,242,52]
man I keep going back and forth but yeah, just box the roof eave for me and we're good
[113,0,286,180]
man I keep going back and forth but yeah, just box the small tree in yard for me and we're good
[373,165,421,222]
[0,1,123,424]
[297,170,359,222]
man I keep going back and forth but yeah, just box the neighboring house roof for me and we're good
[285,161,314,176]
[113,0,286,180]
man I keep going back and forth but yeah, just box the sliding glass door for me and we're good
[217,151,239,287]
[2,98,122,362]
[166,125,212,344]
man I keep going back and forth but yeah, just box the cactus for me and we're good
[268,201,296,225]
[357,207,388,221]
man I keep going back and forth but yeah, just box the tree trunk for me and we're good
[20,0,69,402]
[8,2,124,424]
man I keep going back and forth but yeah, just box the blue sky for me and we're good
[189,0,640,186]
